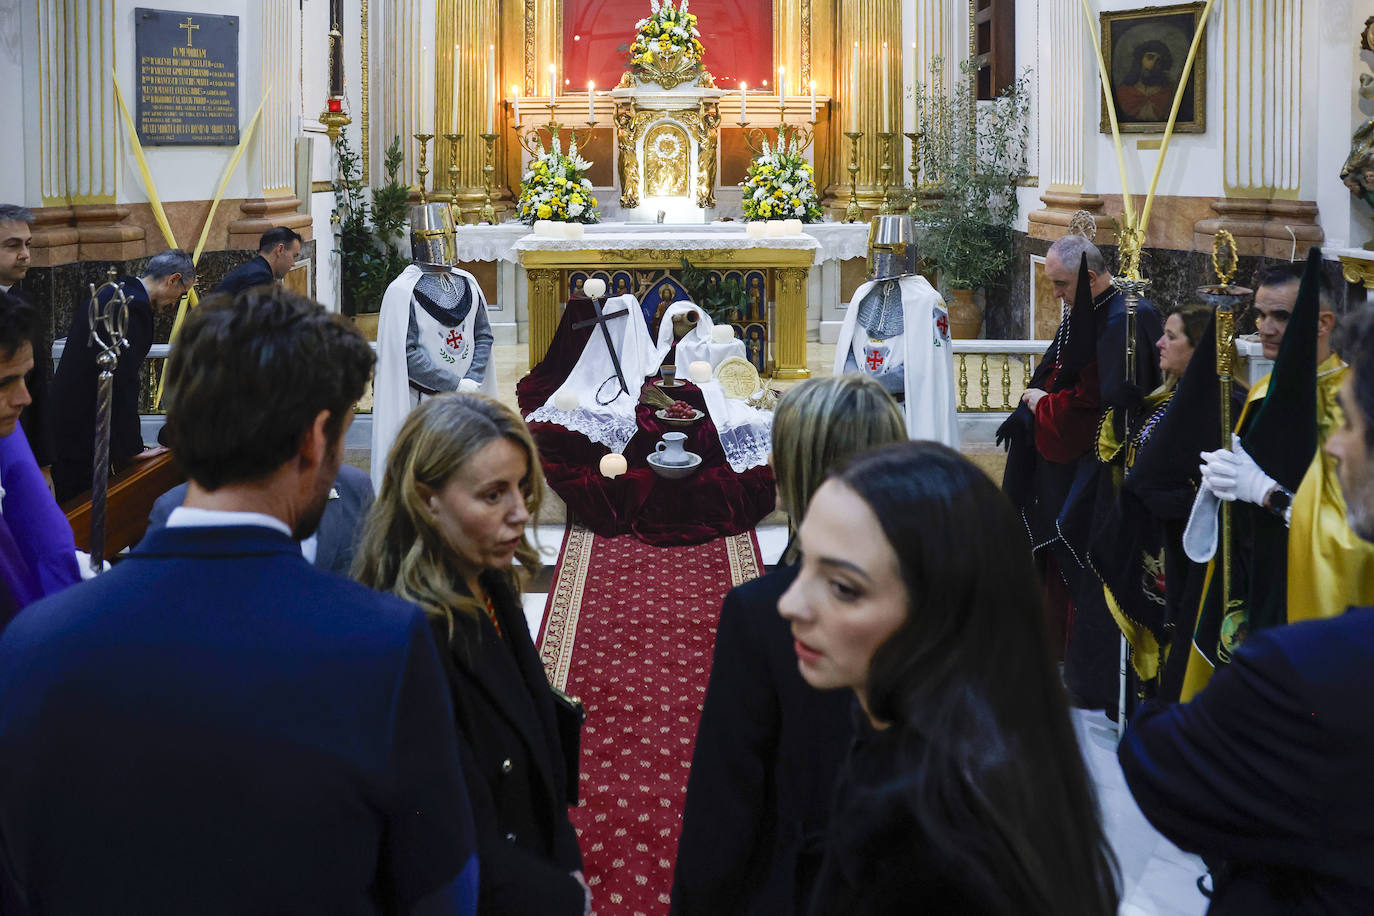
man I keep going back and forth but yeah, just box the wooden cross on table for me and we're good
[572,296,631,397]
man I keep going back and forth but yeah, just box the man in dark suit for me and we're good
[213,226,302,298]
[0,205,51,471]
[1119,302,1374,913]
[146,462,373,576]
[47,249,194,503]
[0,285,479,914]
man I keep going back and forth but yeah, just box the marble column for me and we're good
[1193,0,1321,257]
[34,0,143,262]
[1025,0,1112,240]
[825,0,901,215]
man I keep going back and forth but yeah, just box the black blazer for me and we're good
[48,277,153,503]
[1120,606,1374,914]
[429,574,585,915]
[672,565,855,916]
[213,255,275,298]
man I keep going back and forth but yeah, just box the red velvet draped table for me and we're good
[517,298,776,547]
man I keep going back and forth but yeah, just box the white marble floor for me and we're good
[519,522,1209,916]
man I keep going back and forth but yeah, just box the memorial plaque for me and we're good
[136,8,239,146]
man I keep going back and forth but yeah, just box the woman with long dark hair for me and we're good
[672,375,907,915]
[354,393,588,916]
[780,442,1119,915]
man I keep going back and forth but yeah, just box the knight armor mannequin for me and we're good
[843,215,919,397]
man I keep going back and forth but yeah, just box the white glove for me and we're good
[1199,434,1277,506]
[458,377,481,393]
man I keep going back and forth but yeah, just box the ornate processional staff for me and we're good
[86,268,132,575]
[1195,230,1250,654]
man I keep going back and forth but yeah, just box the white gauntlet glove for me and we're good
[458,377,481,393]
[1199,434,1277,506]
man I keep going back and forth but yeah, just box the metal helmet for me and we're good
[866,214,918,281]
[410,203,457,266]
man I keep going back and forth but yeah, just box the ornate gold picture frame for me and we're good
[1099,2,1206,134]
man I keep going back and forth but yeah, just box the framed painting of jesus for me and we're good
[1098,3,1207,134]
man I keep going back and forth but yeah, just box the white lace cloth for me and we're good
[698,378,773,473]
[524,293,660,452]
[453,221,865,264]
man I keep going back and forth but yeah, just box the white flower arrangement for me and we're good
[740,136,823,222]
[627,0,703,77]
[516,134,602,225]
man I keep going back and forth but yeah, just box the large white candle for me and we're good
[587,81,595,123]
[778,66,785,103]
[420,48,432,134]
[486,44,495,133]
[849,42,859,133]
[739,82,747,124]
[548,64,557,100]
[881,42,889,133]
[511,85,521,127]
[451,45,460,132]
[809,80,816,120]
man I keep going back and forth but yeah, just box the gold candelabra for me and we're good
[878,132,896,215]
[442,132,463,223]
[479,133,498,225]
[904,131,921,213]
[519,118,595,158]
[843,131,863,223]
[413,132,434,203]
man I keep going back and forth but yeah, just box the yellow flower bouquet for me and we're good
[626,0,704,89]
[741,136,822,222]
[516,135,602,226]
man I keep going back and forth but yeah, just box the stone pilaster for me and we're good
[1194,0,1321,257]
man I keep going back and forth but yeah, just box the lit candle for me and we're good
[548,64,557,100]
[739,82,747,124]
[809,79,816,120]
[778,66,785,103]
[881,42,889,133]
[849,42,859,133]
[451,45,460,132]
[511,85,521,127]
[486,44,495,134]
[420,48,432,134]
[587,81,595,123]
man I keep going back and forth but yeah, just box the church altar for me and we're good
[454,221,869,358]
[518,228,817,378]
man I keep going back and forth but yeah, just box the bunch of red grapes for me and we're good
[664,400,696,419]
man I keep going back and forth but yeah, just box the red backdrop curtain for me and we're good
[562,0,773,91]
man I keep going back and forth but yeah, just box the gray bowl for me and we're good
[646,450,703,479]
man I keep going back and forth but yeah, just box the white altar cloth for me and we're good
[456,220,862,265]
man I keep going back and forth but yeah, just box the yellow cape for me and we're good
[1180,354,1358,699]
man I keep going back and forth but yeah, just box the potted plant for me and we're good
[516,132,602,225]
[912,58,1030,338]
[333,134,411,334]
[739,134,824,223]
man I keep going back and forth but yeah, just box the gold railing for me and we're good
[951,341,1048,413]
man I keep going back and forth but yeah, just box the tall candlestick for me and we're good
[778,66,785,103]
[809,79,816,120]
[511,85,521,127]
[739,82,747,125]
[881,42,890,133]
[486,44,495,134]
[587,82,595,124]
[548,64,557,100]
[849,42,859,133]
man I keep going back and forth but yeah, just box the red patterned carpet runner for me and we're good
[539,523,763,915]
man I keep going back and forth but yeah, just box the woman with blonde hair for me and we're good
[354,393,588,916]
[671,374,907,916]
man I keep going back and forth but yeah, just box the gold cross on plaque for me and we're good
[179,17,199,47]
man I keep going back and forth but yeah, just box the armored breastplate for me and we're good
[413,270,472,327]
[855,279,905,340]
